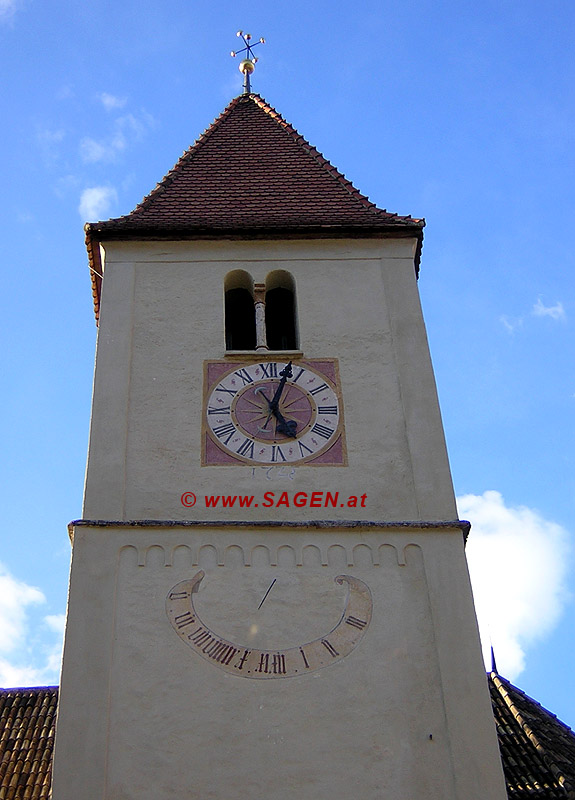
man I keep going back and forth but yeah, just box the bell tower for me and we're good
[51,81,507,799]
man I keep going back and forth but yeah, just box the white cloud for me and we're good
[79,186,117,220]
[45,613,66,634]
[80,111,154,164]
[80,137,114,163]
[0,564,63,688]
[533,297,566,321]
[500,314,523,334]
[0,568,44,652]
[461,490,571,680]
[36,127,66,165]
[98,92,127,111]
[0,0,19,21]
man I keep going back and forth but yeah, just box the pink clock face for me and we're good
[205,361,343,465]
[233,381,314,441]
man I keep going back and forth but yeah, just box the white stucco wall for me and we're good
[51,235,508,800]
[52,523,507,800]
[83,238,456,522]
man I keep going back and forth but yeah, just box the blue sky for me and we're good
[0,0,573,726]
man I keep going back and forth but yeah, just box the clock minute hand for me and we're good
[268,362,297,437]
[269,361,293,410]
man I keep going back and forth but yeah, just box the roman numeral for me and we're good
[237,438,255,458]
[213,422,236,444]
[215,385,237,397]
[345,616,367,630]
[299,648,310,668]
[168,591,189,600]
[257,653,270,674]
[220,646,238,666]
[321,639,339,657]
[235,368,254,385]
[234,650,251,671]
[207,405,230,415]
[204,640,238,665]
[272,654,286,675]
[187,627,212,647]
[309,382,328,396]
[292,367,305,383]
[318,405,337,415]
[311,423,333,440]
[271,445,286,462]
[259,362,278,378]
[298,441,313,457]
[255,653,286,674]
[174,611,195,629]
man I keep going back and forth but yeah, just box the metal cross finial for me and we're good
[230,30,265,94]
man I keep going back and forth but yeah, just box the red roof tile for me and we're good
[490,672,575,798]
[0,687,57,800]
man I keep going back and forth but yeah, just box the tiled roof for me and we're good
[3,678,574,798]
[86,93,423,236]
[0,687,57,800]
[85,92,424,323]
[490,672,575,798]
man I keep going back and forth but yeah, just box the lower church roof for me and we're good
[1,675,573,799]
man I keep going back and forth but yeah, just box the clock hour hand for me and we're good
[272,406,297,438]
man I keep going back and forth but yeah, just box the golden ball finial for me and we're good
[239,58,255,75]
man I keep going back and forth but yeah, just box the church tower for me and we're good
[51,83,507,799]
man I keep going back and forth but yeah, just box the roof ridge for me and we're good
[491,672,575,798]
[248,94,412,222]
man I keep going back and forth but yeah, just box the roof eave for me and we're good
[85,222,424,325]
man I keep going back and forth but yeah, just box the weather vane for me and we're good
[231,30,265,94]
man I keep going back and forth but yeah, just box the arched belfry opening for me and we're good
[224,269,298,351]
[265,270,298,351]
[224,270,256,350]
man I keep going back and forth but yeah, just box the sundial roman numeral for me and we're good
[321,639,339,657]
[174,611,195,629]
[345,616,367,630]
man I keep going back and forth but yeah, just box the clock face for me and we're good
[203,360,346,466]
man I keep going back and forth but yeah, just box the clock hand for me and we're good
[253,386,275,431]
[273,406,297,438]
[269,361,293,410]
[257,578,277,610]
[267,362,297,437]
